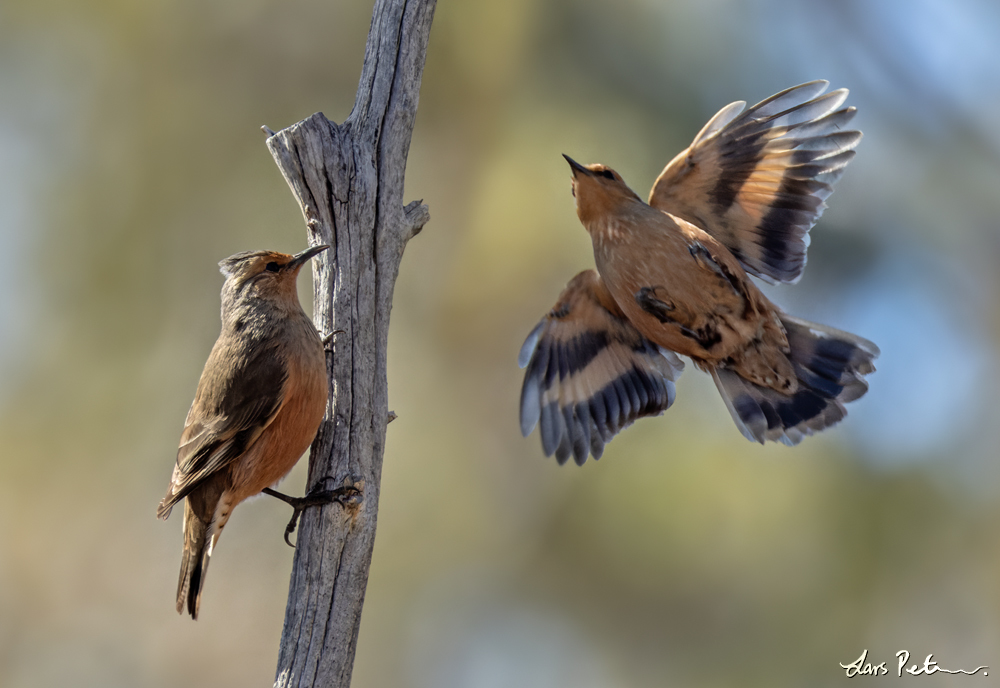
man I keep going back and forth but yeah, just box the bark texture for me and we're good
[265,1,435,685]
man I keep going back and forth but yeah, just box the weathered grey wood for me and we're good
[265,1,435,686]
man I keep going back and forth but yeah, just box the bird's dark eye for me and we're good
[599,169,615,180]
[265,261,281,273]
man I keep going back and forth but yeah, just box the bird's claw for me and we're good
[321,329,346,348]
[262,481,362,547]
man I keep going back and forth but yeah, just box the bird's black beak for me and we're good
[289,244,330,270]
[563,154,591,178]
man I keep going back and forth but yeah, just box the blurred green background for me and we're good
[3,0,1000,685]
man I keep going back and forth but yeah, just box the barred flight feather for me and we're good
[519,270,684,465]
[649,81,861,284]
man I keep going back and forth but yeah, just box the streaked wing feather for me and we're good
[519,270,684,464]
[649,81,861,284]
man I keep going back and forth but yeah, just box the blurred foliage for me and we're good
[2,0,1000,686]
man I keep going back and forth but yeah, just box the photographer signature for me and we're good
[840,649,988,677]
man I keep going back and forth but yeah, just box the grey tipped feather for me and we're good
[691,100,746,146]
[518,322,544,369]
[729,80,830,123]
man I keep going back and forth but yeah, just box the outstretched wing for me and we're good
[519,270,684,466]
[649,81,861,284]
[157,338,289,518]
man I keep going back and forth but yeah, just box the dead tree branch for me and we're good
[264,1,436,685]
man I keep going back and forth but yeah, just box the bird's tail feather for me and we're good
[712,314,879,444]
[176,499,213,619]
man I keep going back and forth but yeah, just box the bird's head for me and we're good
[563,155,642,226]
[218,245,328,312]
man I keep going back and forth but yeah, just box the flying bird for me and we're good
[519,81,879,464]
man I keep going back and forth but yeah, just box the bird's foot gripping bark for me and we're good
[263,481,362,547]
[321,329,347,348]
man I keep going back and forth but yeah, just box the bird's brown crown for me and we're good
[563,155,642,226]
[217,245,329,311]
[220,250,293,280]
[220,245,327,281]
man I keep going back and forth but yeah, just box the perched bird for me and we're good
[157,245,329,619]
[519,81,879,464]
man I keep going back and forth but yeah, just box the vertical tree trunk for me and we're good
[265,1,435,686]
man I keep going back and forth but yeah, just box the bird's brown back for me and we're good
[568,162,795,391]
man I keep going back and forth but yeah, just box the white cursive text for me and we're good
[839,650,988,678]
